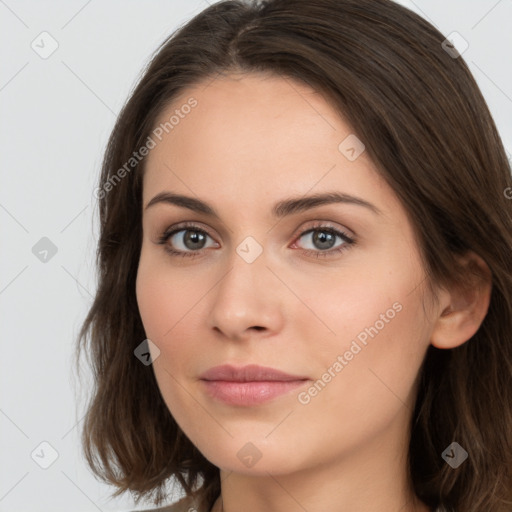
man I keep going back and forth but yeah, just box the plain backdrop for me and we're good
[1,1,511,511]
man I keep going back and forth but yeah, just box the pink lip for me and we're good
[199,364,310,406]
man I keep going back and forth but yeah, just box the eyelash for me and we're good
[156,221,356,259]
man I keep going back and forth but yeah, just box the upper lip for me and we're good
[200,364,309,382]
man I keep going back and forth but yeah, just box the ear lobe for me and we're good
[430,252,492,350]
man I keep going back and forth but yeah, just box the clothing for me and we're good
[133,494,209,512]
[134,495,446,512]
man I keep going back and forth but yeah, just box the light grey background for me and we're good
[1,1,511,511]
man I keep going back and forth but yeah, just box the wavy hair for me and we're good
[75,1,512,510]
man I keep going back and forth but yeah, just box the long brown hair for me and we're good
[75,1,512,510]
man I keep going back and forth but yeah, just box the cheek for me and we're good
[136,260,168,341]
[135,255,200,418]
[299,276,429,431]
[136,249,201,342]
[296,254,429,404]
[135,251,214,391]
[306,244,427,351]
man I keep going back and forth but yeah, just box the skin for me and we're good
[135,72,492,512]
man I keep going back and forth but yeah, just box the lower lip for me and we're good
[201,380,308,406]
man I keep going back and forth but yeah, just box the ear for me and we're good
[430,251,492,349]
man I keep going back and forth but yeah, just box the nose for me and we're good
[207,246,285,342]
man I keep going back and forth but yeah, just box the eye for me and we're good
[157,222,218,258]
[292,222,355,258]
[156,221,356,259]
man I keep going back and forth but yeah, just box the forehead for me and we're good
[142,72,392,216]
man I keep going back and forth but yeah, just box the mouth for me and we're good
[199,364,310,406]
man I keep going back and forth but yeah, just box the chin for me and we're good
[193,436,307,476]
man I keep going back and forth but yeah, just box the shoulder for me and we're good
[130,494,206,512]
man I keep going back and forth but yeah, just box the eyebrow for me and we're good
[144,191,382,218]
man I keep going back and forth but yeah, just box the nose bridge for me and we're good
[219,232,269,291]
[207,239,283,338]
[216,240,269,309]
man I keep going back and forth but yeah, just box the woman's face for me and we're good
[136,72,437,475]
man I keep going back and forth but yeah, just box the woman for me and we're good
[75,1,512,511]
